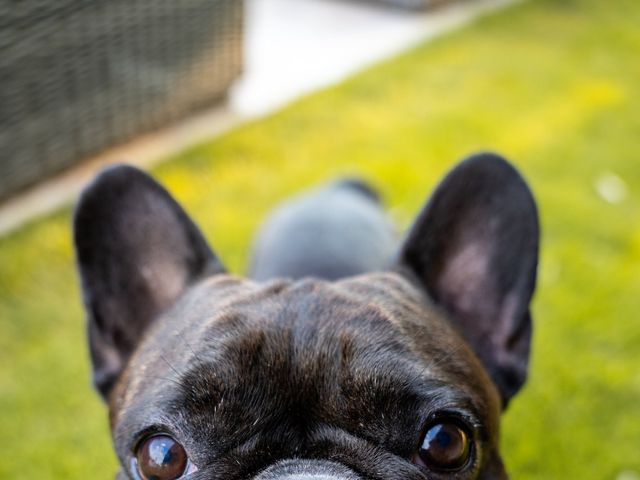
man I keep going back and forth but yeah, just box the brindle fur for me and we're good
[74,153,538,480]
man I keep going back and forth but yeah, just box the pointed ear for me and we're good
[73,165,224,399]
[399,153,539,407]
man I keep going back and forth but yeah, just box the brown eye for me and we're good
[413,422,471,471]
[136,434,188,480]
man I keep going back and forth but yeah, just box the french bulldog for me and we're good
[73,152,539,480]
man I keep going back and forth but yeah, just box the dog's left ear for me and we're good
[399,153,539,407]
[74,165,225,399]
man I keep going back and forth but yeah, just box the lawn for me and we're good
[1,0,639,478]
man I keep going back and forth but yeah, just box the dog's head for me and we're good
[74,154,538,480]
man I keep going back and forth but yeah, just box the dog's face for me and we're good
[74,155,538,480]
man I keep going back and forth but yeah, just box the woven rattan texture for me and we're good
[0,0,243,199]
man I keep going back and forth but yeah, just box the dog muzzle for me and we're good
[254,459,361,480]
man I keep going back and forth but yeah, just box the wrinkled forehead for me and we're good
[112,273,498,430]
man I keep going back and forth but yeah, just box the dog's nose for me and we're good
[271,476,341,480]
[254,459,360,480]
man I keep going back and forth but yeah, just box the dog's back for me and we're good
[250,178,396,281]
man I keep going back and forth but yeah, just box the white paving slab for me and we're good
[231,0,519,115]
[0,0,519,236]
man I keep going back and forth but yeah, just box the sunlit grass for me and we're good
[1,0,639,477]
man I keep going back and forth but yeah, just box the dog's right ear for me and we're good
[398,153,539,407]
[73,165,224,400]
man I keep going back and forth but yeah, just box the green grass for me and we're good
[1,0,639,477]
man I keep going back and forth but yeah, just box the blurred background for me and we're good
[0,0,639,478]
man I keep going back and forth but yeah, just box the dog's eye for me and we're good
[135,434,192,480]
[412,422,471,471]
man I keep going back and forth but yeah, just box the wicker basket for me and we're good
[0,0,243,200]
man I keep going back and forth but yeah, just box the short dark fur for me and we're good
[74,153,539,479]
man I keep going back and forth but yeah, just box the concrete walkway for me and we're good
[0,0,518,236]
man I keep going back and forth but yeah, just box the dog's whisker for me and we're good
[143,375,185,389]
[429,342,467,371]
[181,333,205,365]
[160,354,182,380]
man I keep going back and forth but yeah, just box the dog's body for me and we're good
[74,153,539,480]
